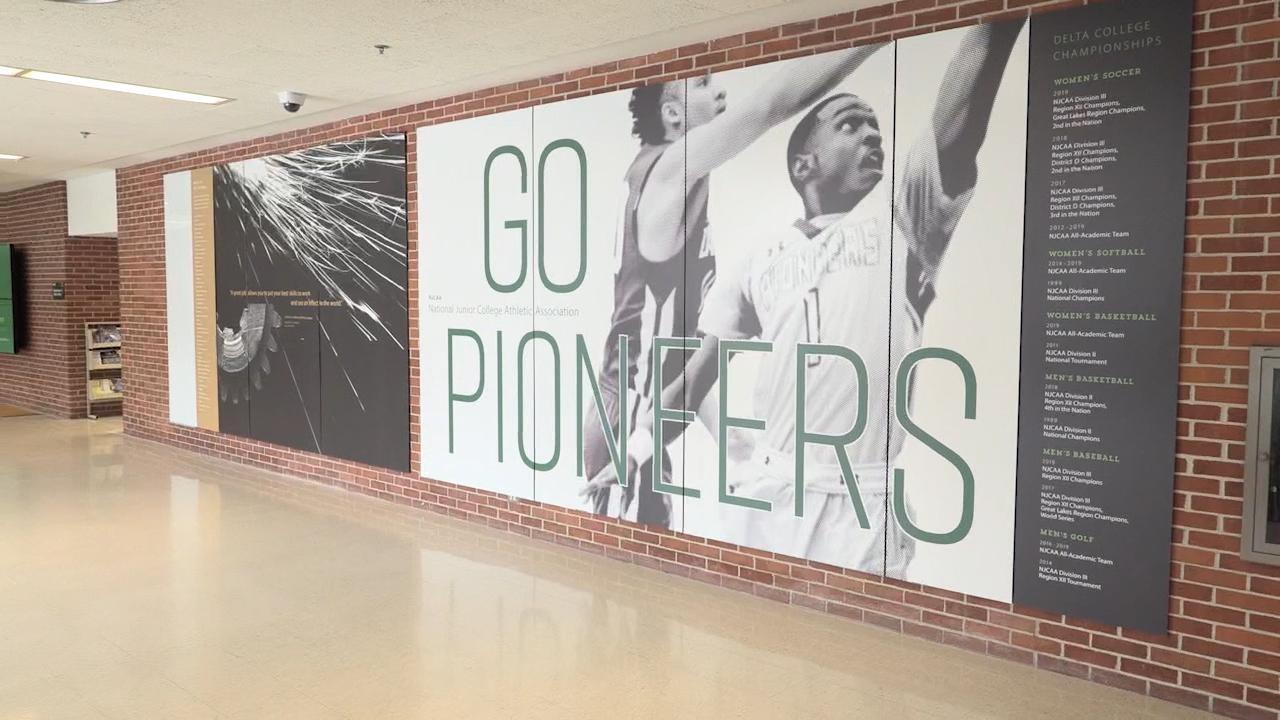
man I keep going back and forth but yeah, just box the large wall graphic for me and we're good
[420,0,1191,632]
[166,135,411,471]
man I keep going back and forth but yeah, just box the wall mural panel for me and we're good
[166,135,410,471]
[417,0,1192,631]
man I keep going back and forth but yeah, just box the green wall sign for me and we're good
[0,300,13,354]
[0,244,11,300]
[0,245,14,354]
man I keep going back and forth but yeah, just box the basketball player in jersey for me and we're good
[581,44,884,526]
[588,21,1024,570]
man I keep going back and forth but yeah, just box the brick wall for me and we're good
[0,182,77,417]
[115,0,1280,717]
[66,237,122,417]
[0,182,121,418]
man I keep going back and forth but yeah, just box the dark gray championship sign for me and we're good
[1013,0,1192,632]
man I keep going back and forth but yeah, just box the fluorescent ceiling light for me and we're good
[0,154,25,161]
[20,70,230,105]
[0,66,24,76]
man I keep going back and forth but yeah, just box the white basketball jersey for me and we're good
[701,128,972,471]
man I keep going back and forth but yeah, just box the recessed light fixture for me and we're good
[0,154,26,161]
[20,70,230,104]
[0,63,230,104]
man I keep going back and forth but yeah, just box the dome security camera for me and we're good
[278,91,307,113]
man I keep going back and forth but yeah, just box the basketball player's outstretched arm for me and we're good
[901,19,1024,319]
[681,43,884,183]
[931,20,1024,198]
[637,43,885,263]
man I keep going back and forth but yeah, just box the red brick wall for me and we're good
[0,183,121,418]
[115,0,1280,717]
[66,237,122,417]
[0,182,76,417]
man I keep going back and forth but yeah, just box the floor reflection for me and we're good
[0,415,1211,719]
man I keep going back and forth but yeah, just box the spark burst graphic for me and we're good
[214,137,408,347]
[214,136,408,426]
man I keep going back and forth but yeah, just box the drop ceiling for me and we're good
[0,0,880,193]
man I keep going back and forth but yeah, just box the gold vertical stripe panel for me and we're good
[190,167,220,432]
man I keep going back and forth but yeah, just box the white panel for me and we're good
[528,89,661,517]
[164,171,198,427]
[419,110,536,500]
[66,170,119,238]
[680,47,898,573]
[890,23,1029,601]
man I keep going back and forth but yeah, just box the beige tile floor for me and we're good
[0,415,1214,720]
